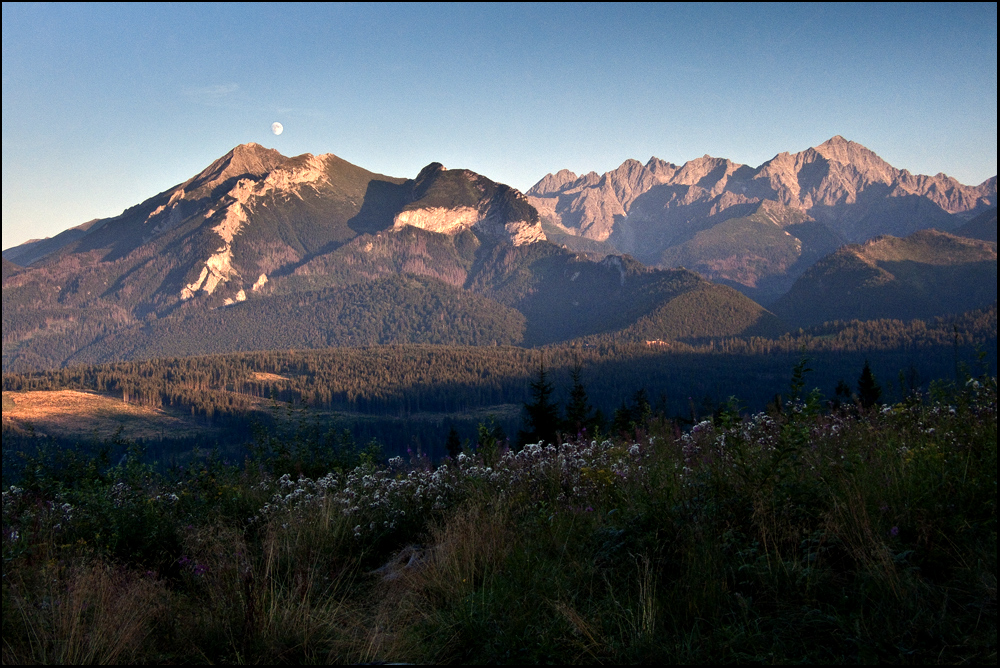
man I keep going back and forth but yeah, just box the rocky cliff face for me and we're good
[393,206,545,245]
[529,136,996,253]
[393,165,545,246]
[179,150,336,302]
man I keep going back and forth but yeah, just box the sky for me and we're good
[2,3,997,250]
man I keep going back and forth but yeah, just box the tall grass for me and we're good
[3,373,996,663]
[4,563,164,664]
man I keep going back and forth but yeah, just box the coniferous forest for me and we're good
[3,305,995,464]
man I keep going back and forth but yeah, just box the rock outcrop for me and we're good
[393,165,545,246]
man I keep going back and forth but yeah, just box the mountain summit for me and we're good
[3,145,545,308]
[528,137,996,301]
[392,163,544,245]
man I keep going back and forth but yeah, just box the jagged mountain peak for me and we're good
[415,162,446,180]
[175,143,291,204]
[644,156,679,175]
[233,141,285,161]
[527,136,996,298]
[612,158,647,173]
[526,169,581,196]
[673,155,745,187]
[811,135,894,175]
[818,134,850,148]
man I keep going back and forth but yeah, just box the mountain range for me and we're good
[528,136,995,302]
[3,137,996,372]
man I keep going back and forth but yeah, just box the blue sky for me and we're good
[3,3,997,250]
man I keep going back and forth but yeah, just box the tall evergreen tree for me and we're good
[857,360,882,409]
[564,362,595,437]
[519,361,560,447]
[613,388,652,436]
[832,379,853,413]
[445,425,462,459]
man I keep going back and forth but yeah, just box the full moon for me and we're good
[271,122,283,136]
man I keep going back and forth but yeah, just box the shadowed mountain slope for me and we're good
[954,207,998,243]
[771,229,997,327]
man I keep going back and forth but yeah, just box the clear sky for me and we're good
[3,3,997,250]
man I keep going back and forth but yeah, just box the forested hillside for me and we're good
[5,305,995,462]
[773,229,997,326]
[3,224,780,370]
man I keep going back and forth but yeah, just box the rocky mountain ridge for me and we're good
[392,163,544,245]
[2,145,544,307]
[3,144,776,371]
[4,139,995,372]
[528,136,996,297]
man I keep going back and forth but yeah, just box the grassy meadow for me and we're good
[2,369,996,664]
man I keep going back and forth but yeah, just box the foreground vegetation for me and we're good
[2,369,996,664]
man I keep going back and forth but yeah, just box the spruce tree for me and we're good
[857,360,882,409]
[833,379,853,413]
[519,361,560,447]
[612,389,652,436]
[564,362,595,437]
[445,425,462,459]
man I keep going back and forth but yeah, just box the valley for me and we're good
[4,305,995,468]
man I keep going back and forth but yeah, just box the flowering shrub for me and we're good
[251,438,652,540]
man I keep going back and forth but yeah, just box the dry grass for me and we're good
[2,388,519,451]
[3,563,166,665]
[2,390,211,441]
[366,501,517,663]
[249,372,291,383]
